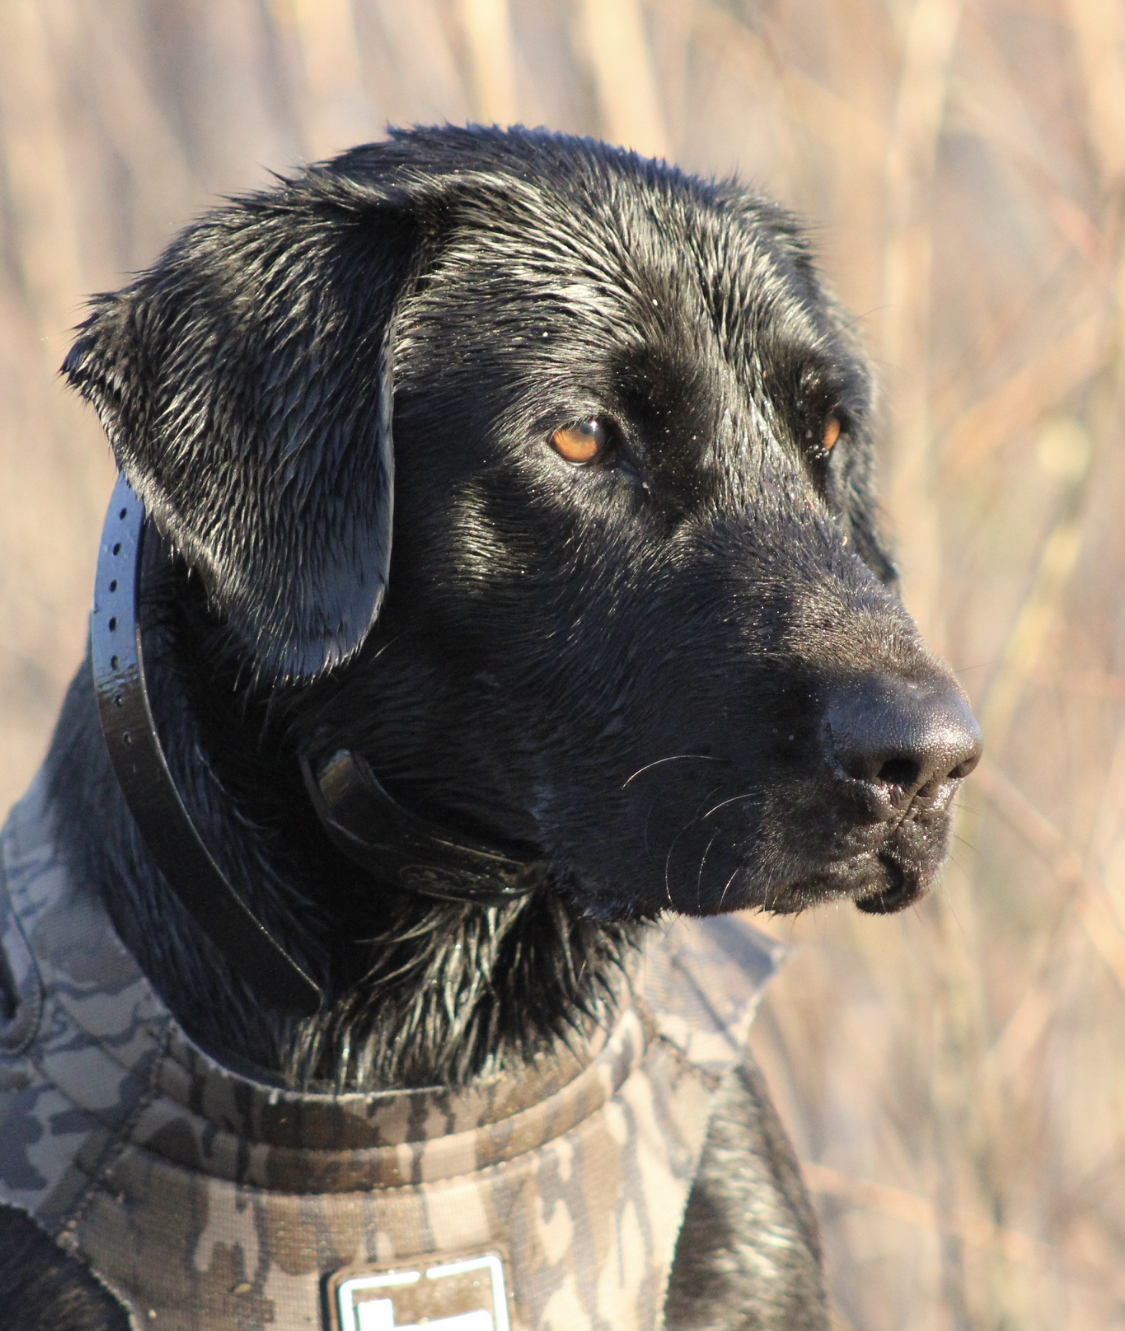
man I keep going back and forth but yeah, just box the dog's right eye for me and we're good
[550,419,610,465]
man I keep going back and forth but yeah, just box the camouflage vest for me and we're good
[0,774,781,1331]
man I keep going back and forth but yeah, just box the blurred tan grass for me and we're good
[2,1,1124,1327]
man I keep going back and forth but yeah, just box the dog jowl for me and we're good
[0,127,980,1331]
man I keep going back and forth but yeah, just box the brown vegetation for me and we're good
[1,1,1123,1325]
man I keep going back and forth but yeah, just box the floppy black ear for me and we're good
[63,171,422,680]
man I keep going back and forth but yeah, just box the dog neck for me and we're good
[43,561,637,1093]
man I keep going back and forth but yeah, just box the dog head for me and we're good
[65,126,980,925]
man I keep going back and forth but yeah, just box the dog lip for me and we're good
[742,838,933,915]
[598,774,953,917]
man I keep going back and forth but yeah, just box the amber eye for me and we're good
[822,415,842,451]
[550,419,609,464]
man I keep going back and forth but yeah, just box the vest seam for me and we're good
[652,1032,726,1093]
[98,1038,723,1203]
[0,828,45,1055]
[86,1027,729,1200]
[53,1015,177,1246]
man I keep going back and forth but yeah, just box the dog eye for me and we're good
[550,419,610,465]
[822,415,842,451]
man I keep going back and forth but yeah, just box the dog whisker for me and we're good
[623,754,722,788]
[695,829,722,911]
[702,790,756,819]
[663,816,698,911]
[717,865,741,912]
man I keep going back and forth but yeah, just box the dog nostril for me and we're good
[876,757,920,789]
[826,673,983,796]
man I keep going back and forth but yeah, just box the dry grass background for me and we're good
[1,0,1124,1326]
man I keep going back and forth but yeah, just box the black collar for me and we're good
[90,475,543,1017]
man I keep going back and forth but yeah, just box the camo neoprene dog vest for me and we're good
[0,775,781,1331]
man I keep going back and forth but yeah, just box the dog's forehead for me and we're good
[410,167,836,388]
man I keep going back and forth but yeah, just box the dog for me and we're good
[0,126,980,1330]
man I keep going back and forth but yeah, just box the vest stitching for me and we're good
[54,1015,177,1245]
[56,1009,651,1194]
[652,1032,725,1094]
[0,831,45,1055]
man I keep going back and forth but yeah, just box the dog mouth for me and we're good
[553,775,958,920]
[750,849,931,917]
[757,770,957,915]
[712,783,952,916]
[776,805,946,914]
[573,832,942,921]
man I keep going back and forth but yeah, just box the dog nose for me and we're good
[825,674,982,796]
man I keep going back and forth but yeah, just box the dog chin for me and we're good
[851,850,944,913]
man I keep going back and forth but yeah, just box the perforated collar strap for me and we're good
[90,473,322,1016]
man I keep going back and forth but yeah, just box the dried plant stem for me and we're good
[574,0,669,158]
[883,0,963,651]
[458,0,518,127]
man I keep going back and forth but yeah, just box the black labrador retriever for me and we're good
[0,127,980,1330]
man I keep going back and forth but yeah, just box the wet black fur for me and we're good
[0,127,978,1328]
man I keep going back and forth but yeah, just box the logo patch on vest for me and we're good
[328,1253,511,1331]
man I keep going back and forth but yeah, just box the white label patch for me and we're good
[331,1254,510,1331]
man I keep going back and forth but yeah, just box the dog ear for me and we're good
[63,172,428,681]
